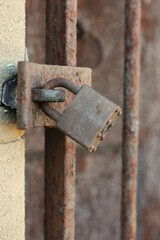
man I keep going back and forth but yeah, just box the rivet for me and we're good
[97,133,102,138]
[88,146,94,152]
[93,147,97,152]
[100,135,105,141]
[107,119,111,125]
[115,107,122,116]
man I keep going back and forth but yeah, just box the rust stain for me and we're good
[121,1,141,240]
[45,0,78,239]
[17,62,91,129]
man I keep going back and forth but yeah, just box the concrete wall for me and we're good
[25,0,160,239]
[0,0,25,239]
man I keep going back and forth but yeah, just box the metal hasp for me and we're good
[17,61,91,129]
[40,78,121,152]
[17,61,121,151]
[121,0,141,240]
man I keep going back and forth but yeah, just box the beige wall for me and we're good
[0,0,25,239]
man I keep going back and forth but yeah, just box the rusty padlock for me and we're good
[40,78,121,152]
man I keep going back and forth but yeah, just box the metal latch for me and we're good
[17,61,92,129]
[15,61,121,152]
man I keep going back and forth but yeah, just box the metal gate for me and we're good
[26,0,141,239]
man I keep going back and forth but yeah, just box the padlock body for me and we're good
[57,85,120,151]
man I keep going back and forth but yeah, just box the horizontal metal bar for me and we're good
[32,89,66,102]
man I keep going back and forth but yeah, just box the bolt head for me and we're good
[107,119,112,125]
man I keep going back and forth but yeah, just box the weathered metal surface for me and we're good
[39,78,81,122]
[32,89,65,102]
[42,78,81,94]
[39,79,121,151]
[121,1,141,240]
[56,85,121,151]
[45,0,78,240]
[17,61,91,129]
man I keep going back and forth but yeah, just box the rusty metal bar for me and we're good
[32,89,66,102]
[121,1,141,240]
[45,0,77,239]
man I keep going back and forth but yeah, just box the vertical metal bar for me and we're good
[45,0,77,239]
[121,1,141,240]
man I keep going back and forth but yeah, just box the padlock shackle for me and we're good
[44,78,81,94]
[40,102,62,122]
[39,78,81,122]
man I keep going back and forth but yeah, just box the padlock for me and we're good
[40,78,121,152]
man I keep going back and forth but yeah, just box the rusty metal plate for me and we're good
[56,85,121,151]
[17,61,92,129]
